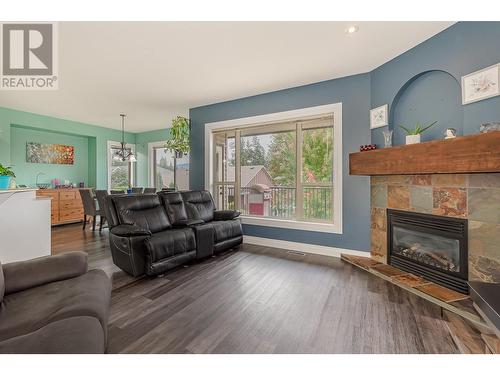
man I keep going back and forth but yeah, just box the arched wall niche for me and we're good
[387,70,463,146]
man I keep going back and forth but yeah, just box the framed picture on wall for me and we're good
[26,142,75,165]
[370,104,388,129]
[462,63,500,105]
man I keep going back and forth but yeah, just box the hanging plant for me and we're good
[165,116,190,157]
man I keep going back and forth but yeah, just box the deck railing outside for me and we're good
[217,185,332,222]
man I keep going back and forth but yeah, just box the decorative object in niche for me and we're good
[444,128,457,139]
[370,104,388,129]
[405,134,420,145]
[480,122,500,133]
[382,129,393,148]
[26,142,74,165]
[359,144,377,152]
[462,63,500,105]
[399,121,437,145]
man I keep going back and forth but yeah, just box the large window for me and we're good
[207,104,342,233]
[108,142,135,190]
[149,142,189,190]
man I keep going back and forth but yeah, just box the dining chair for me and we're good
[143,187,156,194]
[94,190,109,232]
[79,189,102,232]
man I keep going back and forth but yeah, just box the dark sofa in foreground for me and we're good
[0,252,111,354]
[105,190,243,277]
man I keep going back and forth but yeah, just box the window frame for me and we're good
[148,141,168,189]
[107,140,135,191]
[204,103,343,234]
[148,141,190,190]
[211,132,237,211]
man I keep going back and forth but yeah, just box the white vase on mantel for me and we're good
[405,134,421,145]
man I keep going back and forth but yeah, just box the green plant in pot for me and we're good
[399,121,437,145]
[0,163,15,189]
[165,116,190,158]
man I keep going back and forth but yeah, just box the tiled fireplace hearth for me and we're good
[371,174,500,284]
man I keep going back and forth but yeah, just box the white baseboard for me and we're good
[243,235,370,258]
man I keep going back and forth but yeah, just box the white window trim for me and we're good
[204,103,343,234]
[107,140,136,190]
[148,141,167,188]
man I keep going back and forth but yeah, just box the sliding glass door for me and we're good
[151,146,189,190]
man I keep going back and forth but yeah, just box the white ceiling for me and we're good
[0,21,454,132]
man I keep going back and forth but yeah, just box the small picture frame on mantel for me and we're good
[370,104,388,129]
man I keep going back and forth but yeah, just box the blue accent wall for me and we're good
[371,21,500,147]
[189,21,500,252]
[391,70,463,145]
[190,73,372,252]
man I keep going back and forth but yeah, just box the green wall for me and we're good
[87,137,97,188]
[0,107,174,189]
[0,107,136,189]
[10,125,91,186]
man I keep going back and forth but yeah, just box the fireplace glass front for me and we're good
[388,209,468,293]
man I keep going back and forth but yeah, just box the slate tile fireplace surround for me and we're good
[371,173,500,285]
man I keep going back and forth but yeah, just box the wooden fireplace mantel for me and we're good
[349,132,500,176]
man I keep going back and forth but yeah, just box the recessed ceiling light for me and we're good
[346,26,359,34]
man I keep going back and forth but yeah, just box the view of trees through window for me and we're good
[213,115,334,223]
[110,147,132,190]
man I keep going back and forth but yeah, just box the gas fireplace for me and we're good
[387,209,468,294]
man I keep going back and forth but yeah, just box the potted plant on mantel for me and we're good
[399,121,437,145]
[165,116,190,189]
[0,163,15,189]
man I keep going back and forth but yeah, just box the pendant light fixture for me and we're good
[114,114,136,162]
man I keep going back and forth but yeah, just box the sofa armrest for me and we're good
[110,224,152,237]
[3,251,88,295]
[172,219,205,228]
[214,210,241,221]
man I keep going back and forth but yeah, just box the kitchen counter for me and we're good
[0,188,39,193]
[0,188,51,263]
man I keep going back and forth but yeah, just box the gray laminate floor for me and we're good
[52,224,459,354]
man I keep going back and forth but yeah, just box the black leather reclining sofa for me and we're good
[105,190,242,277]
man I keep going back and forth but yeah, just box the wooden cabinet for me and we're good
[37,188,89,226]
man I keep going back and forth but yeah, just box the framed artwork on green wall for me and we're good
[26,142,75,165]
